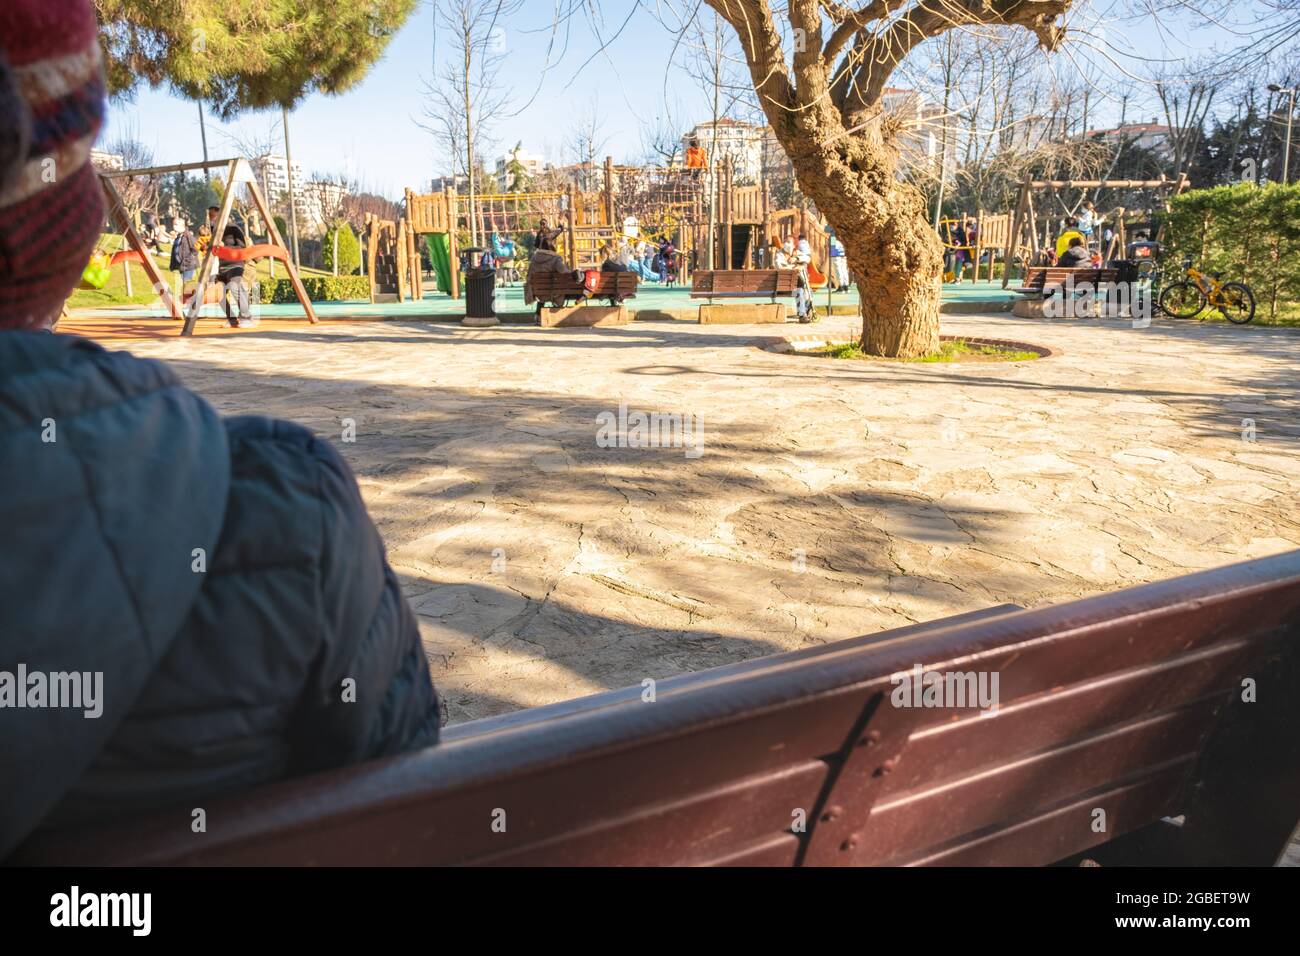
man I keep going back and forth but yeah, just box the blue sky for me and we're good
[102,1,1256,200]
[104,2,711,199]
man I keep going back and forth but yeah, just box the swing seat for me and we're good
[213,244,290,263]
[108,249,148,268]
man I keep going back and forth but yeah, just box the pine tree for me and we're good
[95,1,418,116]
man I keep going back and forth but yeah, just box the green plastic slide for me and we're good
[426,233,452,295]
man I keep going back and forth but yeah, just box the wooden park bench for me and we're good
[13,551,1300,866]
[691,268,798,302]
[1012,266,1122,300]
[529,270,639,315]
[691,269,799,324]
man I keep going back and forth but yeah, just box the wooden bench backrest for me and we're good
[529,271,581,294]
[530,271,638,298]
[16,552,1300,866]
[592,272,639,296]
[1023,267,1122,289]
[693,269,798,296]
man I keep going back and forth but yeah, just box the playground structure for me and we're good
[365,214,422,304]
[1001,175,1190,288]
[95,158,318,335]
[938,212,1017,283]
[402,158,836,298]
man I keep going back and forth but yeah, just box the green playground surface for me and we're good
[72,278,1017,321]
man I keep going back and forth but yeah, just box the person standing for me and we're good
[948,219,970,282]
[685,138,708,179]
[139,212,164,253]
[828,230,850,293]
[168,216,199,291]
[1078,201,1100,245]
[534,218,562,253]
[793,235,819,322]
[490,229,516,285]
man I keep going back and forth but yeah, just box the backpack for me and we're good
[168,235,185,272]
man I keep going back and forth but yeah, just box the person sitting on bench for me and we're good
[1055,218,1086,259]
[0,0,443,859]
[1058,235,1091,268]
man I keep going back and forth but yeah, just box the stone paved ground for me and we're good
[109,311,1300,727]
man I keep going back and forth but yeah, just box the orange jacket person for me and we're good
[685,138,708,170]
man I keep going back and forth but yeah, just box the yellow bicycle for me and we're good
[1157,257,1256,324]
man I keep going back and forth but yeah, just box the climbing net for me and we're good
[468,192,567,241]
[612,166,708,241]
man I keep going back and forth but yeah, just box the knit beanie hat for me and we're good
[0,0,107,329]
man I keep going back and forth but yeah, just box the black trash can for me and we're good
[465,262,496,320]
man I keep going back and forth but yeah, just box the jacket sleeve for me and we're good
[234,419,442,772]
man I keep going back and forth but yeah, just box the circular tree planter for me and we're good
[763,333,1056,362]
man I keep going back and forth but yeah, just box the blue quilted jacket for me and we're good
[0,331,440,856]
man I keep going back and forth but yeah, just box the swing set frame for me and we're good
[1000,174,1190,288]
[97,158,319,335]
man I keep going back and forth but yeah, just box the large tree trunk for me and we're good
[854,212,943,358]
[783,124,943,358]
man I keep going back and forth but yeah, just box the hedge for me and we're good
[1165,183,1300,321]
[257,276,371,303]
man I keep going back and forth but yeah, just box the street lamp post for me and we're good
[1268,83,1298,184]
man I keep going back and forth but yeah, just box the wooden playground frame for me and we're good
[365,214,422,304]
[1001,175,1190,288]
[97,158,319,336]
[402,157,834,297]
[938,211,1015,283]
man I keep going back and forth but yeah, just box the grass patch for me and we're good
[816,339,1039,363]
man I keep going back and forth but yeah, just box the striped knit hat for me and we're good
[0,0,106,329]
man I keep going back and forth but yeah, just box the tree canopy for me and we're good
[95,0,418,117]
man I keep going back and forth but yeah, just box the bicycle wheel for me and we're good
[1158,281,1206,319]
[1217,282,1256,325]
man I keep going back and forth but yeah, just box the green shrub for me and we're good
[323,220,361,275]
[1166,183,1300,322]
[258,276,370,303]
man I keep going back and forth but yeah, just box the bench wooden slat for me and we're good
[904,767,1189,866]
[476,761,827,867]
[886,639,1253,794]
[705,832,802,867]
